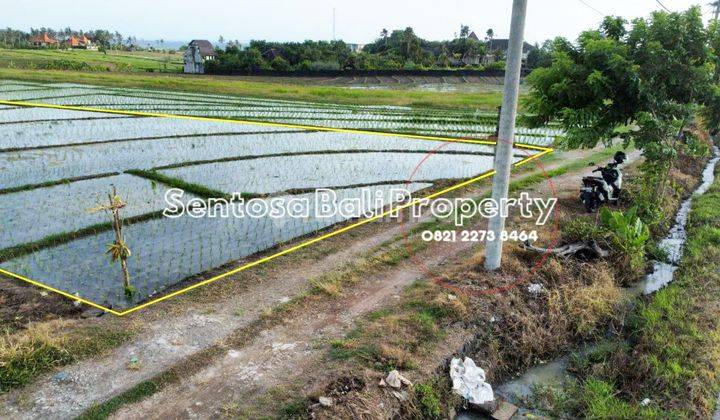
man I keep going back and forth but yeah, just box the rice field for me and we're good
[0,79,555,311]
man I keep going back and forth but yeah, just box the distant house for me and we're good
[462,50,480,66]
[64,35,97,50]
[183,40,216,74]
[31,33,59,47]
[483,39,535,65]
[188,40,217,61]
[184,46,205,74]
[448,51,481,67]
[347,43,365,53]
[467,31,481,42]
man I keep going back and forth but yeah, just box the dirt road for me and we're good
[0,147,631,419]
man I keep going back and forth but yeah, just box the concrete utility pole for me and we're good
[484,0,528,271]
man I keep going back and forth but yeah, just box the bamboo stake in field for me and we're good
[90,186,133,298]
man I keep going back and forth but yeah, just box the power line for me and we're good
[576,0,606,17]
[655,0,672,12]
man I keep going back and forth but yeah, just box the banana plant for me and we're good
[601,206,650,271]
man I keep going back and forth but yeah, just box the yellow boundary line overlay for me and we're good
[0,98,554,316]
[0,99,551,151]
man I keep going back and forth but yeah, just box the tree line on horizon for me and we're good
[0,24,555,73]
[0,27,150,50]
[206,26,553,73]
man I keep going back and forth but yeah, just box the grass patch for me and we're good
[556,166,720,418]
[580,378,662,419]
[125,169,243,199]
[415,382,443,419]
[78,380,163,420]
[0,210,165,263]
[0,68,505,110]
[0,321,133,393]
[0,48,182,73]
[328,281,465,371]
[0,172,120,195]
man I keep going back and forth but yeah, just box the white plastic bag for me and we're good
[449,357,494,404]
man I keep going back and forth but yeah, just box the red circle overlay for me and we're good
[397,137,561,297]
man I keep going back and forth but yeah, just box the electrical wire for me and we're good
[576,0,606,17]
[655,0,672,12]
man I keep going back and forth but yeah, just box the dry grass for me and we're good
[546,263,622,336]
[330,283,467,372]
[0,319,133,392]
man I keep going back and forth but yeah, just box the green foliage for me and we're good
[270,56,291,71]
[526,6,720,157]
[415,382,442,419]
[630,170,666,228]
[561,218,605,242]
[601,206,650,271]
[207,25,496,73]
[525,40,554,69]
[580,378,662,419]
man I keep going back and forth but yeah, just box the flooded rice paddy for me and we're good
[0,80,550,310]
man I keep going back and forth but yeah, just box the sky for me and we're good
[6,0,716,45]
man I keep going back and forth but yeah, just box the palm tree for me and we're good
[486,28,495,56]
[381,28,389,48]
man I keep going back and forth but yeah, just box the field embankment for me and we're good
[0,68,505,110]
[0,48,182,73]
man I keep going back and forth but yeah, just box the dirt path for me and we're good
[0,224,406,419]
[110,240,474,419]
[0,147,618,419]
[108,148,638,419]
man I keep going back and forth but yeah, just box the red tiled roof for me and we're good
[31,33,58,44]
[66,35,92,47]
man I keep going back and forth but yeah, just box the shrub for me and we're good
[485,60,506,71]
[270,56,291,72]
[600,206,650,274]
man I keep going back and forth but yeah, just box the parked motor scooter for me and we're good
[579,151,627,213]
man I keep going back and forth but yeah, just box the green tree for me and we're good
[270,56,291,71]
[241,48,267,72]
[526,6,720,208]
[525,40,554,69]
[527,7,717,152]
[601,16,628,40]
